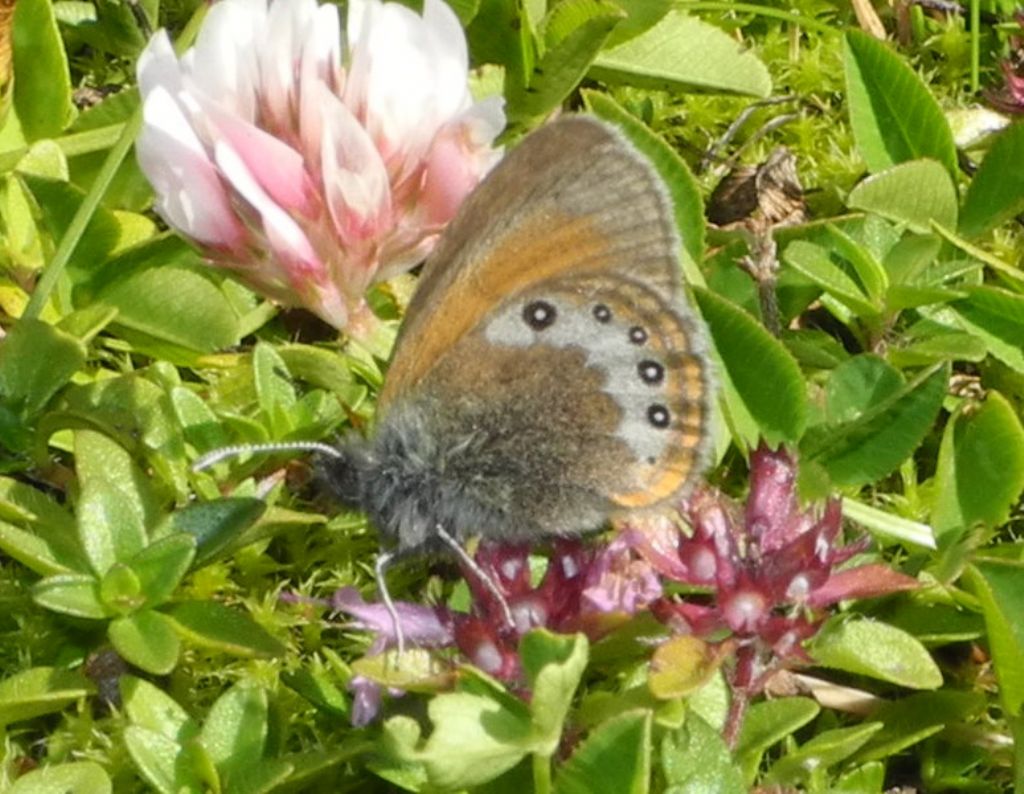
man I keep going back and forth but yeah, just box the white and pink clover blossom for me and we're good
[136,0,504,330]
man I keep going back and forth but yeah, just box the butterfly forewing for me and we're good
[379,116,683,407]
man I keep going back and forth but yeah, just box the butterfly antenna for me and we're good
[374,550,405,657]
[435,525,515,630]
[192,441,343,472]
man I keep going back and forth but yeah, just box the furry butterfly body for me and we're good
[320,116,713,558]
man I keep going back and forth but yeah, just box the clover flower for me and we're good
[136,0,504,330]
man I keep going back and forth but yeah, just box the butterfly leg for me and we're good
[435,525,515,630]
[374,550,405,657]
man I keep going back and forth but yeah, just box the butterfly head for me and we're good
[317,406,513,556]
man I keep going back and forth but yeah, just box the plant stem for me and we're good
[970,0,980,94]
[23,110,142,320]
[1013,714,1024,792]
[723,646,756,749]
[683,2,835,35]
[533,753,552,794]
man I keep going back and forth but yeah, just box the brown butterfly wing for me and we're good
[379,115,712,516]
[380,115,682,405]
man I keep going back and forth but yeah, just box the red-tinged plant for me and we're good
[628,444,920,744]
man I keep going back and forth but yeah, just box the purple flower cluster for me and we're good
[325,445,916,725]
[637,446,917,661]
[987,11,1024,114]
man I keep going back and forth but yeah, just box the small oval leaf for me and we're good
[847,159,958,233]
[810,617,942,689]
[109,611,182,675]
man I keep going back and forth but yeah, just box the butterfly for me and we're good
[321,115,713,645]
[198,115,713,651]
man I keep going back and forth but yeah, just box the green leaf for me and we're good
[809,617,943,689]
[121,676,198,740]
[127,534,197,607]
[0,520,76,576]
[384,695,533,790]
[949,286,1024,374]
[661,711,745,794]
[0,477,86,574]
[647,636,722,699]
[927,222,1024,289]
[693,286,807,444]
[583,90,705,270]
[603,0,670,48]
[882,232,942,284]
[847,159,958,234]
[166,601,286,658]
[521,630,589,754]
[224,759,294,794]
[855,691,986,762]
[0,667,92,727]
[591,11,771,97]
[824,355,904,425]
[783,239,878,317]
[58,304,120,344]
[170,386,233,457]
[123,726,208,794]
[272,746,365,791]
[889,331,987,367]
[885,285,964,313]
[74,429,162,532]
[281,665,349,719]
[465,0,533,91]
[8,762,111,794]
[802,363,947,487]
[556,710,651,794]
[32,573,108,618]
[253,341,296,413]
[99,563,144,614]
[19,164,121,278]
[764,723,883,785]
[932,393,1024,539]
[0,318,86,423]
[12,0,75,140]
[201,683,269,785]
[843,31,957,176]
[0,479,75,538]
[277,343,360,397]
[77,477,148,575]
[959,121,1024,238]
[879,601,983,644]
[965,559,1024,715]
[444,0,480,26]
[825,224,889,304]
[92,241,241,352]
[506,0,623,125]
[62,375,188,503]
[832,762,885,794]
[162,498,266,567]
[121,679,215,792]
[109,610,182,675]
[353,647,456,693]
[734,698,820,785]
[841,498,936,549]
